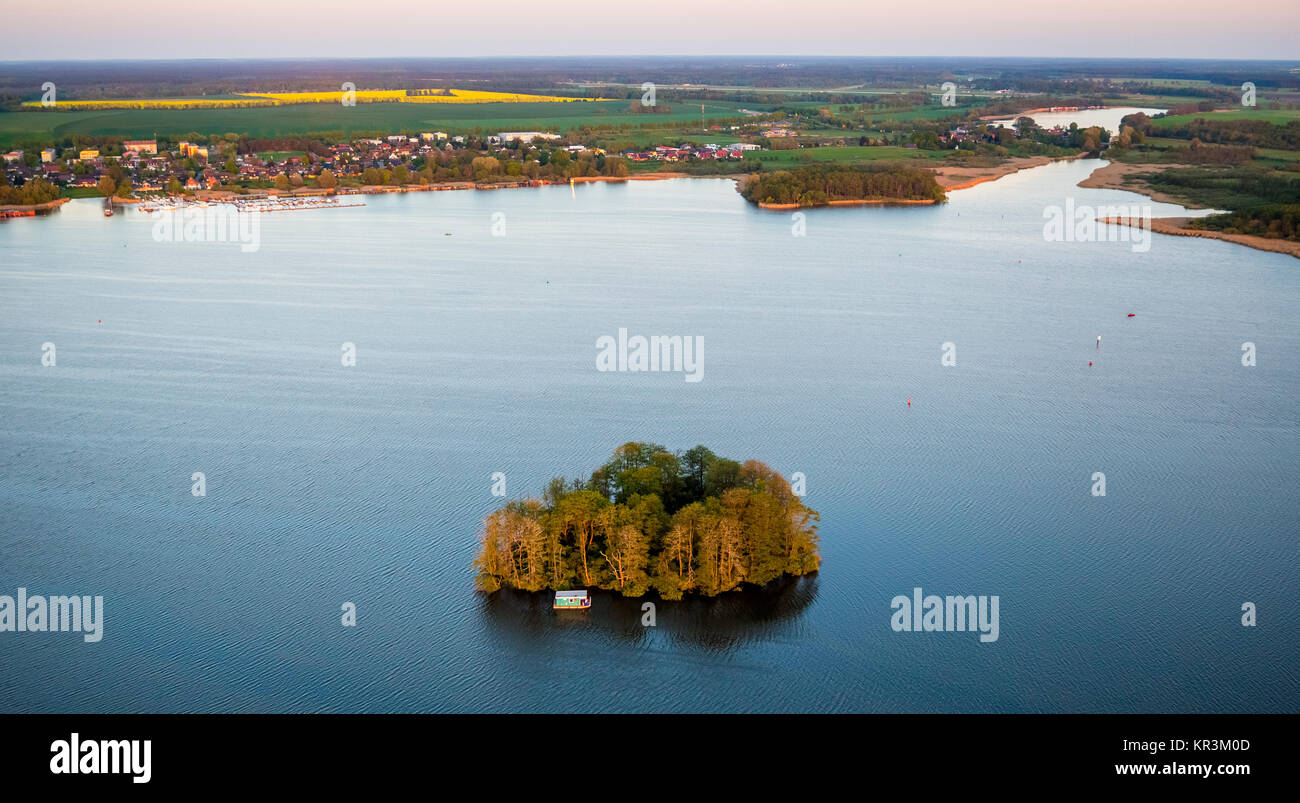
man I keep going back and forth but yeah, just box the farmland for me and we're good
[1149,107,1300,128]
[742,145,947,165]
[0,99,762,148]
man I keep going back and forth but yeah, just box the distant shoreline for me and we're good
[935,152,1086,191]
[28,160,1300,260]
[1101,215,1300,260]
[0,197,70,217]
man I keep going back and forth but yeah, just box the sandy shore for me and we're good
[936,153,1085,191]
[1101,216,1300,260]
[1076,161,1206,207]
[757,198,937,210]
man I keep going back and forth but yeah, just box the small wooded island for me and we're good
[474,443,821,599]
[740,163,947,208]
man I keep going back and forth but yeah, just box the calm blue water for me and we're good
[1,160,1297,713]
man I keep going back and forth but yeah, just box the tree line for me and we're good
[1191,204,1300,240]
[474,443,821,599]
[0,174,59,205]
[739,163,947,207]
[1124,112,1300,151]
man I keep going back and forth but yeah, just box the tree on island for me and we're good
[740,162,946,207]
[0,176,60,206]
[474,443,821,599]
[97,175,117,197]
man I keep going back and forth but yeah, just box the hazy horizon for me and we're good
[3,0,1297,61]
[3,55,1299,65]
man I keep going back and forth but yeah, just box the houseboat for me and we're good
[554,590,590,610]
[102,198,114,217]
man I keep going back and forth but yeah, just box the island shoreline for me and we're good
[1082,161,1299,260]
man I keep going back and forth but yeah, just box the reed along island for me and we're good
[474,443,821,600]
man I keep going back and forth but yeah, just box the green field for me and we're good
[743,145,944,165]
[602,130,754,147]
[1150,108,1300,127]
[1108,94,1215,107]
[1254,146,1300,164]
[0,99,766,148]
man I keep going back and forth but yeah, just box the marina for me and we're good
[135,195,366,214]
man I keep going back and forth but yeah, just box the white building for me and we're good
[497,131,561,144]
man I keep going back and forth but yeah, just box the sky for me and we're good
[1,0,1297,61]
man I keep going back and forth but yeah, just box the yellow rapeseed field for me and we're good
[242,90,408,103]
[20,98,278,109]
[403,90,588,103]
[21,89,590,109]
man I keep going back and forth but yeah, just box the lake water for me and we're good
[1,160,1297,713]
[991,106,1165,133]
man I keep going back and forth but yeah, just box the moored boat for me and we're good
[554,590,590,610]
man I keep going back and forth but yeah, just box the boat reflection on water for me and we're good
[479,574,819,653]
